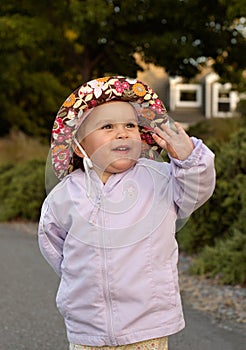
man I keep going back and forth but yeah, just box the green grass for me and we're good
[0,130,49,165]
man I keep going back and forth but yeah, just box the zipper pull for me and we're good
[89,193,102,224]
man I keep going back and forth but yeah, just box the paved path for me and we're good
[0,224,245,350]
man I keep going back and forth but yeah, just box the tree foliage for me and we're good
[0,0,245,137]
[0,160,46,221]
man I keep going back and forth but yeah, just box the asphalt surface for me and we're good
[0,224,245,350]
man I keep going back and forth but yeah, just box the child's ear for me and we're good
[73,139,90,159]
[74,145,84,158]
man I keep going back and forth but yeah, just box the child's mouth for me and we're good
[112,145,131,153]
[114,146,129,150]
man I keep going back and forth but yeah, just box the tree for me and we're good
[60,0,246,86]
[133,0,246,88]
[0,0,70,136]
[0,0,245,137]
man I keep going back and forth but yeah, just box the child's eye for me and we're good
[126,123,137,128]
[102,124,113,129]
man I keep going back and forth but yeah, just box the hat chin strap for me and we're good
[74,138,93,196]
[74,138,93,168]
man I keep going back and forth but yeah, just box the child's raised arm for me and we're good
[153,122,194,160]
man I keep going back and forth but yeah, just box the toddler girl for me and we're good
[38,76,215,349]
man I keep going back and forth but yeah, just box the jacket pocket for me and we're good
[155,260,177,310]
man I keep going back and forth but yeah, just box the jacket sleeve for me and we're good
[169,137,216,219]
[38,199,67,277]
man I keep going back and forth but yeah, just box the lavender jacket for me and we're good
[38,137,215,346]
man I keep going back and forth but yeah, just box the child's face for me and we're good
[78,101,142,183]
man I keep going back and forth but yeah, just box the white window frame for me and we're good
[212,82,237,117]
[175,84,202,108]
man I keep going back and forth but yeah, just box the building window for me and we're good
[176,84,202,107]
[218,102,230,112]
[180,90,197,102]
[212,82,238,117]
[219,91,230,99]
[217,88,231,113]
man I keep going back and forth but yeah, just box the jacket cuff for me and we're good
[169,137,207,169]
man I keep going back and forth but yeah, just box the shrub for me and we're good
[190,229,246,285]
[188,117,241,145]
[178,126,246,253]
[177,125,246,285]
[178,171,246,252]
[0,159,46,221]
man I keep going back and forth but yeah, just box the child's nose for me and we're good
[116,125,128,138]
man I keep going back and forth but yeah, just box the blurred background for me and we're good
[0,0,245,286]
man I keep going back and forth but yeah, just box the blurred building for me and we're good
[137,65,239,126]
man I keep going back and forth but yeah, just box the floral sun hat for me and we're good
[51,75,169,180]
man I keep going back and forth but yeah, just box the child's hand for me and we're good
[152,122,194,160]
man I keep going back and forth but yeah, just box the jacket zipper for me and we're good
[100,192,117,345]
[102,248,117,345]
[88,192,102,225]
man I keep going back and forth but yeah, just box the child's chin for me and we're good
[109,159,137,173]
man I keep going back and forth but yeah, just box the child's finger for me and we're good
[152,133,167,149]
[159,123,178,136]
[174,122,186,134]
[154,125,172,140]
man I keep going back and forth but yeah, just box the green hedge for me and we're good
[178,125,246,285]
[190,229,246,285]
[0,159,46,221]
